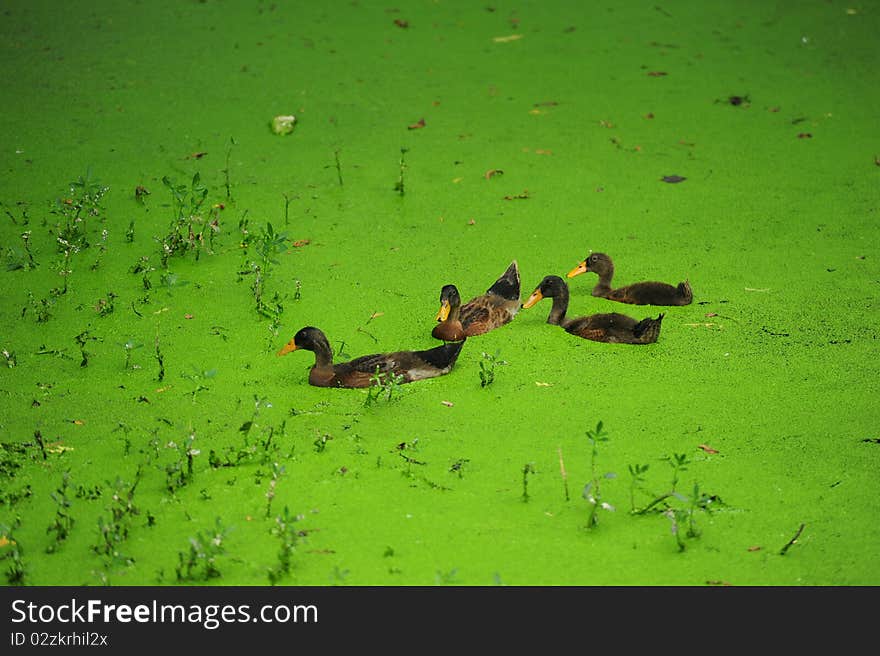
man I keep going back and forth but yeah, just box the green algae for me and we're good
[0,0,878,586]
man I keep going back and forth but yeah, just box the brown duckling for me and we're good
[522,275,663,344]
[567,252,692,306]
[277,326,464,388]
[432,260,520,341]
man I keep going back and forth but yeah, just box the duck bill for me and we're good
[435,300,451,322]
[276,339,299,356]
[566,261,587,278]
[522,289,544,309]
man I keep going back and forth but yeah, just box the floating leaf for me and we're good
[271,115,296,135]
[698,444,719,454]
[661,175,686,183]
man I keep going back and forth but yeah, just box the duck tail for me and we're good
[678,279,693,304]
[634,313,664,343]
[486,260,521,301]
[419,338,466,371]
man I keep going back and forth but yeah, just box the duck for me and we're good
[522,275,663,344]
[432,260,521,341]
[567,252,692,306]
[277,326,464,388]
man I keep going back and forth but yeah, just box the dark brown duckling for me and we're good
[522,275,663,344]
[277,326,464,388]
[567,252,692,306]
[432,260,520,341]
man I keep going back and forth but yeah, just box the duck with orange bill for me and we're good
[567,252,692,306]
[523,275,663,344]
[432,260,520,342]
[278,326,464,388]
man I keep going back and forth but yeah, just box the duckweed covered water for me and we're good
[1,0,878,586]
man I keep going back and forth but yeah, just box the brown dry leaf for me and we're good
[46,444,73,454]
[535,381,553,387]
[698,444,719,454]
[493,34,523,43]
[370,311,385,320]
[0,536,14,548]
[188,151,208,159]
[705,312,718,318]
[647,71,668,77]
[468,218,476,225]
[292,238,311,247]
[71,419,85,425]
[503,190,530,200]
[185,313,194,320]
[408,118,426,130]
[748,545,762,552]
[452,176,463,183]
[441,400,454,407]
[484,169,504,179]
[534,149,553,155]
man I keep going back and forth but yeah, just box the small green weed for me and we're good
[267,507,304,585]
[46,471,75,552]
[1,520,26,584]
[176,517,229,582]
[479,350,507,387]
[365,367,405,406]
[583,421,616,528]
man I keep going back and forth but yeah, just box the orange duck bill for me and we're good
[522,289,544,309]
[276,338,299,356]
[435,299,451,322]
[566,261,587,278]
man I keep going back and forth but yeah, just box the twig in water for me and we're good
[334,148,344,187]
[394,147,409,196]
[155,321,165,382]
[521,462,536,502]
[223,137,236,201]
[558,446,570,502]
[779,523,805,556]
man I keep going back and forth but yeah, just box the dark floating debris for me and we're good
[661,175,686,183]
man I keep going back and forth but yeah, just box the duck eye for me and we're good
[590,254,598,262]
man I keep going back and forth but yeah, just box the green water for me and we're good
[1,0,878,585]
